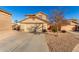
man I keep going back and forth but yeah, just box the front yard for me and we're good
[45,32,79,52]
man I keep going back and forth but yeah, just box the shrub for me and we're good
[42,29,47,32]
[52,28,57,32]
[61,30,66,33]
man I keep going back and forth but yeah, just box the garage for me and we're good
[20,23,44,32]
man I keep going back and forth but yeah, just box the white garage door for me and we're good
[21,23,43,32]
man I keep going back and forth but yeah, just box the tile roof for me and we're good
[0,9,12,15]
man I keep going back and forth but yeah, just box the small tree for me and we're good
[49,10,64,32]
[49,10,65,37]
[15,20,18,23]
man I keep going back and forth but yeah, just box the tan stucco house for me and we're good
[19,12,51,32]
[61,20,78,31]
[0,9,12,31]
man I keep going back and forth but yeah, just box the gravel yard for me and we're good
[45,32,79,52]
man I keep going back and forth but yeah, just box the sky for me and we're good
[0,6,79,22]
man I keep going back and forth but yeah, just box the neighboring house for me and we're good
[0,9,12,31]
[61,20,78,31]
[12,22,20,31]
[19,12,51,32]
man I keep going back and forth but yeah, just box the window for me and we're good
[39,15,42,19]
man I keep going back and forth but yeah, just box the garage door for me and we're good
[25,23,43,32]
[21,23,43,32]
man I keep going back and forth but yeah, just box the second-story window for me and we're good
[39,15,42,19]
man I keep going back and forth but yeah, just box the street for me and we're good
[0,31,49,52]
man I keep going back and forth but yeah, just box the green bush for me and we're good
[52,28,57,32]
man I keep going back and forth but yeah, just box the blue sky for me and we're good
[0,6,79,22]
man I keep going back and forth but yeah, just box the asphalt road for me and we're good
[0,31,49,52]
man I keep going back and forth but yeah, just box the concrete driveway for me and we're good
[0,31,49,52]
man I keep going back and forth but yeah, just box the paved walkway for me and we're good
[0,31,49,52]
[69,32,79,52]
[72,44,79,52]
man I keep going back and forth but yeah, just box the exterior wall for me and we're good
[20,24,27,32]
[0,11,12,31]
[61,21,77,31]
[36,12,47,20]
[61,25,75,31]
[43,24,48,30]
[21,18,48,23]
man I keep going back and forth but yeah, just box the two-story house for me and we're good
[19,12,51,32]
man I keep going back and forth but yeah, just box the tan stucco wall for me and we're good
[36,12,47,20]
[61,22,77,31]
[0,11,12,31]
[61,25,75,31]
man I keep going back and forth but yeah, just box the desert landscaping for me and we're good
[45,32,79,52]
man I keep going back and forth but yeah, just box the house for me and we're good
[61,19,78,31]
[19,12,51,32]
[0,9,12,31]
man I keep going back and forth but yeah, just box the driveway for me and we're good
[0,31,49,52]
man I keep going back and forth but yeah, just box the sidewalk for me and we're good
[72,44,79,52]
[0,30,16,40]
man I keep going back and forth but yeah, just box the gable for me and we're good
[36,12,47,16]
[20,12,51,24]
[36,12,47,20]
